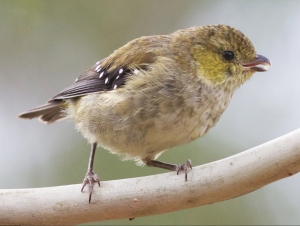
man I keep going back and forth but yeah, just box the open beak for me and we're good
[242,54,271,72]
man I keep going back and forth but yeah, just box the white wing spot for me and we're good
[114,85,117,89]
[105,77,109,84]
[99,72,104,78]
[134,69,139,75]
[116,75,120,80]
[96,61,100,65]
[119,68,123,74]
[75,78,78,82]
[95,65,101,72]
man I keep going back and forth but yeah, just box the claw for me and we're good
[187,159,192,169]
[93,174,100,186]
[89,189,92,203]
[176,159,192,181]
[176,165,180,175]
[88,178,93,203]
[81,178,88,192]
[81,171,100,203]
[184,164,189,182]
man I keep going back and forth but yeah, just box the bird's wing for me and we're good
[51,58,128,100]
[51,35,170,101]
[50,58,152,100]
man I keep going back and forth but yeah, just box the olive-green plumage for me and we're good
[66,25,266,163]
[18,24,271,202]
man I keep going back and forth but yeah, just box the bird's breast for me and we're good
[67,66,235,162]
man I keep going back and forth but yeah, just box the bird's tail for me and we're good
[18,100,66,124]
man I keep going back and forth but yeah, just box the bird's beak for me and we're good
[242,54,271,72]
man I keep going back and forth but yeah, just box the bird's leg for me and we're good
[81,142,100,203]
[146,159,192,181]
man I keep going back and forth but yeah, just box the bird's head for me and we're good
[187,25,271,86]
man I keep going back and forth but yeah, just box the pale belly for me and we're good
[67,85,232,163]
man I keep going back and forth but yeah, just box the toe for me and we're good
[176,159,192,181]
[184,166,187,181]
[81,171,101,203]
[176,164,182,175]
[88,178,94,203]
[89,192,92,203]
[187,159,192,169]
[81,178,88,192]
[93,174,100,186]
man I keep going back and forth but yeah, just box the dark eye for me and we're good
[222,51,235,62]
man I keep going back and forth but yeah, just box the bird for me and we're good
[18,24,271,203]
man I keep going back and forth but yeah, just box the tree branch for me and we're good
[1,129,300,225]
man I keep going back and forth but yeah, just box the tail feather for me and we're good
[18,101,66,124]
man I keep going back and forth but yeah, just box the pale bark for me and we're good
[1,129,300,225]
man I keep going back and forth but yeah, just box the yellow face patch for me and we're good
[186,25,257,86]
[192,46,233,84]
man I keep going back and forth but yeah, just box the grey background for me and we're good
[1,0,300,225]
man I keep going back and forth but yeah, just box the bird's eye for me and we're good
[222,51,235,62]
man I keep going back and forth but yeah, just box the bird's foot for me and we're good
[146,159,192,181]
[175,159,192,181]
[81,170,100,203]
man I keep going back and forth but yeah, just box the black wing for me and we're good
[51,59,134,100]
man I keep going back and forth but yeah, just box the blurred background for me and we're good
[1,0,300,225]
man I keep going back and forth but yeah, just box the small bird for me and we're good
[18,25,271,203]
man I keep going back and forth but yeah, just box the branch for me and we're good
[1,129,300,225]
